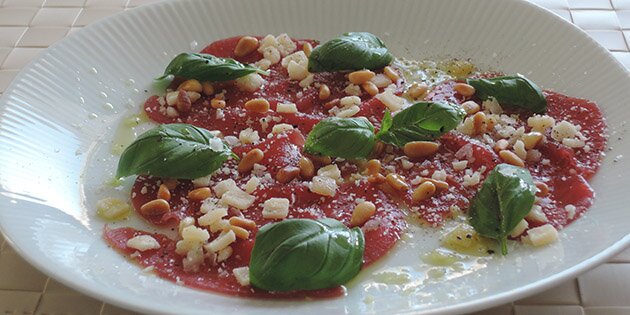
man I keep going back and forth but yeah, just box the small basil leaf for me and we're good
[466,75,547,113]
[469,164,537,255]
[308,32,394,72]
[304,117,376,159]
[155,53,268,84]
[377,102,465,147]
[249,218,365,291]
[376,109,393,138]
[116,123,233,179]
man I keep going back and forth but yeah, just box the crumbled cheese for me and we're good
[198,207,228,227]
[244,176,261,194]
[261,46,281,64]
[165,91,178,106]
[166,106,178,117]
[126,235,160,251]
[457,116,475,135]
[262,198,290,219]
[208,137,225,152]
[199,197,220,214]
[223,135,240,146]
[281,51,308,68]
[317,164,342,180]
[334,105,360,118]
[178,217,195,235]
[299,74,314,88]
[213,179,238,197]
[527,115,555,133]
[205,230,236,253]
[344,84,362,96]
[401,159,414,170]
[481,97,503,114]
[375,89,405,111]
[252,163,267,177]
[271,123,294,134]
[276,102,298,114]
[509,219,529,238]
[255,58,272,70]
[431,170,447,181]
[182,245,204,272]
[526,204,548,223]
[287,60,309,81]
[309,175,338,196]
[216,246,233,263]
[513,140,527,160]
[191,174,213,187]
[370,74,393,88]
[220,188,256,210]
[239,128,260,145]
[462,171,481,187]
[565,204,576,220]
[562,138,585,148]
[181,226,210,243]
[452,160,468,171]
[340,96,361,107]
[523,224,558,247]
[209,219,230,233]
[235,73,265,92]
[551,120,579,141]
[275,33,297,56]
[233,266,250,286]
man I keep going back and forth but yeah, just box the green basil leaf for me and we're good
[466,75,547,113]
[469,164,537,255]
[304,117,376,159]
[377,102,465,147]
[116,123,233,179]
[376,109,393,138]
[249,218,364,291]
[308,32,394,72]
[155,53,268,84]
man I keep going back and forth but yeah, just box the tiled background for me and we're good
[0,0,629,314]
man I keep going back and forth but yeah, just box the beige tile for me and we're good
[75,7,123,26]
[101,303,143,315]
[0,232,6,251]
[0,246,49,291]
[585,30,628,51]
[572,10,621,30]
[44,0,88,6]
[1,47,44,69]
[0,70,19,93]
[609,246,630,263]
[36,293,103,315]
[568,0,613,9]
[2,0,45,7]
[30,8,82,27]
[0,27,26,46]
[85,0,129,7]
[0,290,42,314]
[18,27,69,47]
[514,305,585,315]
[0,8,39,27]
[584,307,630,315]
[578,264,630,307]
[517,279,581,305]
[469,304,513,315]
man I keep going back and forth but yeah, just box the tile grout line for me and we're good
[33,277,51,314]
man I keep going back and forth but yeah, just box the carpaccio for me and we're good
[104,34,607,298]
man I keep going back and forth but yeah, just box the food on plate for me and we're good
[99,32,606,297]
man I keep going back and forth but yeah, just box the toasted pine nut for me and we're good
[461,100,480,115]
[187,187,212,201]
[157,184,171,200]
[323,98,339,110]
[298,156,315,179]
[162,178,178,190]
[366,159,381,175]
[319,84,331,100]
[276,166,300,183]
[303,42,313,57]
[383,66,400,82]
[140,199,170,216]
[535,181,549,197]
[348,70,376,85]
[230,225,250,239]
[177,79,202,93]
[229,216,256,230]
[307,154,332,165]
[176,89,192,113]
[361,81,379,96]
[404,141,440,159]
[244,98,270,113]
[494,139,509,152]
[385,173,409,191]
[371,141,385,157]
[522,132,544,150]
[368,173,386,184]
[412,181,436,203]
[407,82,428,99]
[234,36,259,57]
[211,99,226,109]
[187,91,201,103]
[472,112,487,135]
[350,201,377,226]
[499,150,525,167]
[420,178,449,191]
[238,148,264,173]
[454,82,475,97]
[486,115,497,131]
[202,82,215,96]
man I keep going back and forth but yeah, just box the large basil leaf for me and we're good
[466,75,547,113]
[304,117,376,159]
[308,32,393,72]
[469,164,537,255]
[249,218,364,291]
[377,102,465,147]
[155,53,268,84]
[116,123,233,179]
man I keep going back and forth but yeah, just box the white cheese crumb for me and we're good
[431,170,447,181]
[191,174,212,187]
[213,179,238,197]
[309,175,338,197]
[208,137,225,152]
[235,73,265,92]
[181,225,210,243]
[216,246,233,263]
[526,204,548,223]
[220,189,256,210]
[509,219,529,238]
[452,160,468,171]
[198,207,228,227]
[370,73,392,88]
[276,102,298,114]
[375,89,405,111]
[528,115,556,133]
[287,60,309,81]
[565,204,576,220]
[271,123,294,134]
[205,230,236,253]
[233,266,250,286]
[317,164,342,180]
[523,224,558,247]
[262,198,290,219]
[344,84,362,96]
[244,177,261,194]
[178,217,195,235]
[126,235,160,251]
[299,73,315,88]
[239,128,260,145]
[281,51,307,68]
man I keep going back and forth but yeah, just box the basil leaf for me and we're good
[308,32,394,72]
[376,109,393,138]
[466,75,547,113]
[155,53,268,84]
[304,117,376,159]
[469,164,537,255]
[377,102,465,147]
[116,123,233,179]
[249,218,364,291]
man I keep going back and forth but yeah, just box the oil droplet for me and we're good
[100,91,108,99]
[103,102,114,110]
[89,113,98,119]
[89,67,98,74]
[190,40,198,50]
[125,78,135,86]
[79,96,85,104]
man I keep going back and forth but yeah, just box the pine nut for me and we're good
[371,141,385,157]
[187,187,212,201]
[420,178,449,191]
[303,42,313,57]
[461,100,480,115]
[412,181,436,203]
[229,216,256,230]
[177,79,202,93]
[202,82,215,96]
[348,70,376,85]
[163,178,178,190]
[535,181,549,197]
[238,148,264,173]
[494,139,509,152]
[362,81,379,96]
[499,150,525,167]
[319,84,331,100]
[404,141,440,159]
[299,156,315,179]
[307,154,332,165]
[276,166,300,183]
[454,82,475,97]
[407,82,428,99]
[522,131,543,150]
[234,36,259,57]
[176,89,192,113]
[140,199,170,216]
[350,201,377,227]
[472,112,487,135]
[230,225,250,239]
[244,98,270,113]
[385,173,409,191]
[383,66,400,82]
[366,159,381,175]
[211,99,226,109]
[368,173,386,184]
[323,98,339,110]
[187,91,201,103]
[157,184,171,200]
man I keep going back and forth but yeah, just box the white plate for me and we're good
[0,0,629,314]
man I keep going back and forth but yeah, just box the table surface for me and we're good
[0,0,629,314]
